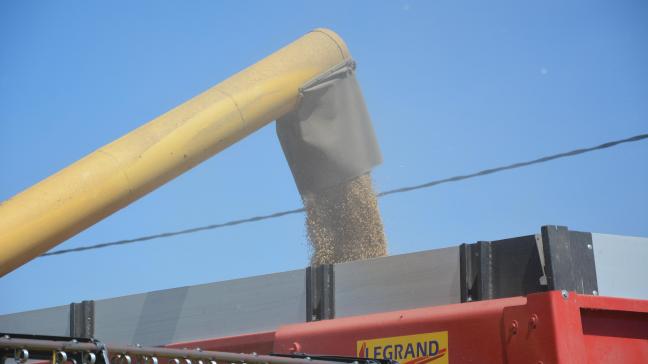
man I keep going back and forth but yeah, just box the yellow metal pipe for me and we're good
[0,29,350,277]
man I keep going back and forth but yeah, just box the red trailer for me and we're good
[2,226,647,364]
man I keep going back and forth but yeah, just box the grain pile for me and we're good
[304,173,387,265]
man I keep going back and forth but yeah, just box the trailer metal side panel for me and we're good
[271,291,648,364]
[0,305,69,336]
[334,246,460,318]
[592,233,648,300]
[94,269,307,346]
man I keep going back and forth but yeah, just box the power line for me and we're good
[41,208,306,257]
[41,133,648,257]
[377,133,648,197]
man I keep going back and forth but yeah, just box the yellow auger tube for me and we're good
[0,29,350,277]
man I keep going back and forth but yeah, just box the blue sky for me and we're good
[1,0,646,314]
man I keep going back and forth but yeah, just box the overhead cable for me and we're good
[41,133,648,257]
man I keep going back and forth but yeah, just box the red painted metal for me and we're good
[168,331,276,355]
[169,291,648,363]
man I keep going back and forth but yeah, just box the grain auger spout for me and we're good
[0,28,386,277]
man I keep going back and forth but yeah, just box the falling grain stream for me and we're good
[304,174,387,265]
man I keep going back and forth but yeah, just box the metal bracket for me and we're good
[306,265,335,321]
[69,300,94,338]
[460,241,493,302]
[541,225,598,295]
[460,234,545,302]
[461,225,599,302]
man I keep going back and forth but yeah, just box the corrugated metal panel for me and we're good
[94,269,306,345]
[0,305,69,336]
[334,246,461,318]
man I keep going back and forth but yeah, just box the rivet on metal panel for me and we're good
[510,320,519,335]
[289,342,302,353]
[529,314,538,329]
[561,290,569,300]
